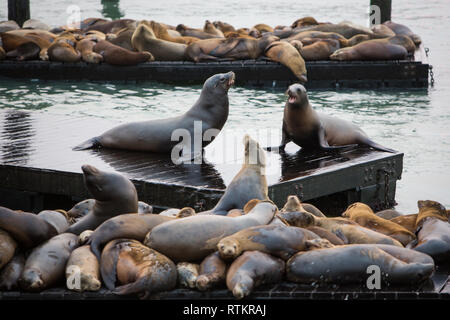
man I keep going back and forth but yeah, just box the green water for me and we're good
[0,0,449,213]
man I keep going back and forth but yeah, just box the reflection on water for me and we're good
[1,111,35,165]
[100,0,124,20]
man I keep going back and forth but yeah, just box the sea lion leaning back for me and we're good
[73,72,235,157]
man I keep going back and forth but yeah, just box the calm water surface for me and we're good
[0,0,449,213]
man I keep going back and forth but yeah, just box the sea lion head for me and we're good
[278,210,315,227]
[342,202,373,218]
[20,268,44,291]
[203,71,235,94]
[176,207,196,218]
[282,195,303,212]
[218,237,241,260]
[305,238,334,250]
[417,200,446,212]
[286,83,308,108]
[138,201,153,214]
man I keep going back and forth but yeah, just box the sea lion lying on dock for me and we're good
[94,39,153,65]
[264,40,307,82]
[196,251,227,291]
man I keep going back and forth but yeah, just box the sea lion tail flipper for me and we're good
[113,277,147,296]
[100,244,121,290]
[73,136,102,151]
[361,138,396,153]
[90,238,102,261]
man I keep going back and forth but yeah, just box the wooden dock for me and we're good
[0,108,402,214]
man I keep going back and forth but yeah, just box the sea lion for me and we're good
[100,239,177,299]
[22,19,51,31]
[94,39,153,65]
[66,245,101,292]
[0,20,20,33]
[253,23,274,33]
[280,195,325,217]
[409,200,450,262]
[204,20,224,37]
[218,224,320,261]
[390,214,417,233]
[176,24,222,39]
[375,208,402,220]
[73,72,234,154]
[383,21,421,46]
[286,30,348,46]
[213,21,236,33]
[37,210,70,234]
[196,251,227,291]
[177,262,200,289]
[79,230,94,245]
[208,135,268,215]
[291,17,319,28]
[66,165,139,235]
[47,38,81,62]
[306,226,345,245]
[0,229,17,269]
[297,39,341,60]
[0,47,5,60]
[1,31,52,60]
[0,252,25,290]
[279,210,403,247]
[330,40,407,61]
[0,206,58,248]
[76,38,103,63]
[145,201,278,262]
[300,22,376,39]
[20,233,79,291]
[89,213,173,260]
[131,22,187,61]
[106,26,135,51]
[273,83,395,152]
[342,202,416,246]
[186,34,279,62]
[264,40,307,82]
[286,244,434,286]
[84,30,107,40]
[148,20,199,45]
[84,19,136,34]
[226,251,285,299]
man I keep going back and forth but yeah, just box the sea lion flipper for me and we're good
[72,136,101,151]
[360,137,396,153]
[100,243,121,290]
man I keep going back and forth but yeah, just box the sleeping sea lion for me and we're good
[66,245,101,292]
[264,40,307,82]
[0,252,25,290]
[196,251,227,291]
[94,39,153,65]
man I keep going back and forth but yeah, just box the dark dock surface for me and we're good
[0,108,402,214]
[0,47,429,89]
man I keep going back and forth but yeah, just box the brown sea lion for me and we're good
[287,244,434,285]
[47,38,81,62]
[0,206,58,248]
[279,210,403,247]
[223,31,255,39]
[253,24,274,33]
[383,21,421,46]
[0,252,25,290]
[76,38,103,63]
[145,201,278,262]
[272,83,395,152]
[264,40,307,82]
[291,17,319,28]
[106,26,135,51]
[375,208,402,220]
[176,24,222,39]
[306,226,345,245]
[73,72,234,153]
[84,30,107,40]
[100,239,177,299]
[20,233,79,291]
[390,214,418,233]
[342,202,416,246]
[196,251,227,291]
[37,210,70,234]
[84,19,136,34]
[280,195,325,217]
[1,31,52,60]
[89,213,173,260]
[371,24,396,38]
[330,40,407,61]
[298,39,341,60]
[226,251,285,299]
[286,30,348,47]
[207,135,268,215]
[409,200,450,262]
[66,245,101,292]
[213,21,235,33]
[0,229,17,269]
[218,224,319,261]
[94,39,153,65]
[177,262,200,289]
[66,165,139,235]
[204,20,224,37]
[186,34,278,62]
[148,20,199,44]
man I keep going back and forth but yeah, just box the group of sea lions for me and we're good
[0,17,421,82]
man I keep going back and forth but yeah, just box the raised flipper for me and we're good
[73,136,102,151]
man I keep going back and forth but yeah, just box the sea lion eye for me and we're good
[220,78,226,82]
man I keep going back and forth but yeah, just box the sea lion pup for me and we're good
[342,202,416,246]
[196,251,227,291]
[0,229,17,269]
[390,214,418,233]
[89,213,173,260]
[291,17,319,28]
[100,239,177,299]
[226,251,285,299]
[22,19,51,31]
[20,233,79,292]
[218,224,320,261]
[66,245,101,292]
[176,24,222,39]
[47,37,82,62]
[213,21,236,33]
[84,19,136,34]
[278,210,403,247]
[207,135,268,215]
[330,40,407,61]
[37,210,70,234]
[264,41,307,82]
[375,208,402,220]
[297,39,341,60]
[66,165,139,235]
[76,38,103,63]
[94,39,153,65]
[280,195,325,217]
[145,201,278,262]
[204,20,224,37]
[73,71,234,153]
[409,200,450,262]
[272,83,395,153]
[0,252,25,290]
[0,206,58,248]
[186,34,279,62]
[148,20,199,45]
[177,262,200,289]
[253,23,274,34]
[383,21,421,46]
[286,244,434,286]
